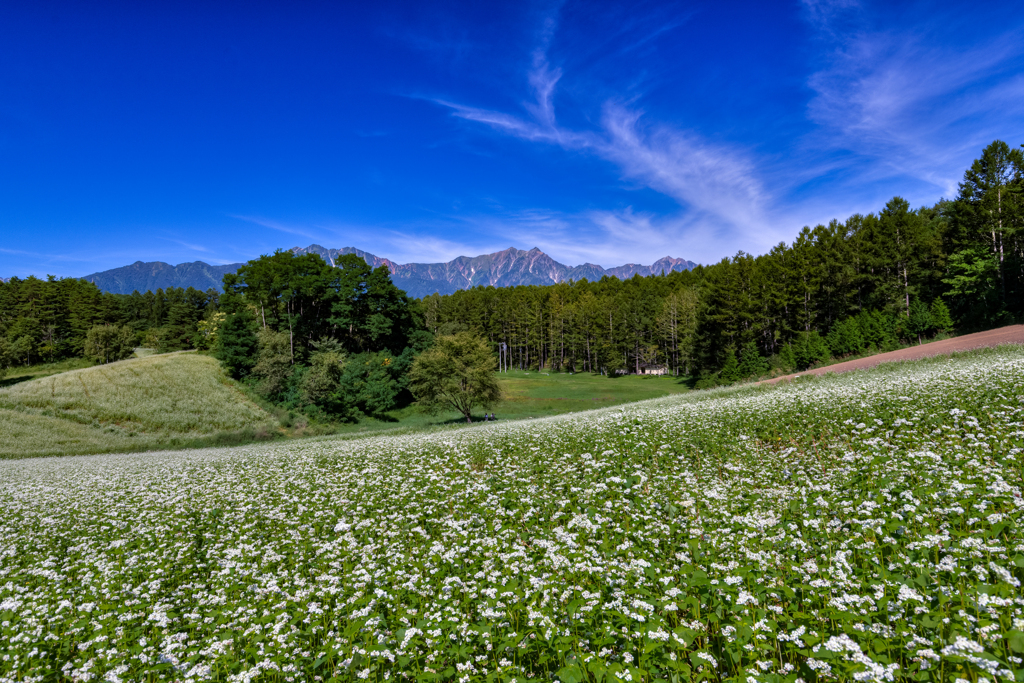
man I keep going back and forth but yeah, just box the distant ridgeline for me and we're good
[81,260,244,295]
[79,247,697,297]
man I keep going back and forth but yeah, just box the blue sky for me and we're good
[2,0,1023,278]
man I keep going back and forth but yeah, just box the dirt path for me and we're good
[762,324,1024,385]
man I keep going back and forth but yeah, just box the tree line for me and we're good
[0,277,220,373]
[2,138,1020,392]
[421,140,1023,384]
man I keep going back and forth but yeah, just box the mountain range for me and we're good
[78,246,697,297]
[80,260,245,296]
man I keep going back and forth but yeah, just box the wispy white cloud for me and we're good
[425,206,776,267]
[434,39,787,262]
[157,236,210,253]
[225,6,1024,272]
[0,247,94,262]
[0,247,48,257]
[374,230,503,264]
[229,214,321,241]
[224,205,708,268]
[799,0,860,39]
[597,105,771,233]
[523,48,561,129]
[227,213,508,266]
[804,7,1024,198]
[428,3,1024,265]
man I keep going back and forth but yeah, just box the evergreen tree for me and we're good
[793,331,829,370]
[907,300,931,345]
[929,299,954,334]
[825,318,864,357]
[737,341,768,379]
[948,140,1024,321]
[942,247,1000,328]
[0,338,12,380]
[215,310,258,379]
[719,347,740,383]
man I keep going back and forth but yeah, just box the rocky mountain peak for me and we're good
[78,245,697,296]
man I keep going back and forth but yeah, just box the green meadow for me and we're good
[497,369,690,413]
[307,369,693,439]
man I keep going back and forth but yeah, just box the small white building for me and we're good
[638,363,667,376]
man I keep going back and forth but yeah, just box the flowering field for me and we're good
[2,347,1023,683]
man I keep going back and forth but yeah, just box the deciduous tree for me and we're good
[409,332,501,423]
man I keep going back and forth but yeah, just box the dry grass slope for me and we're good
[0,352,275,458]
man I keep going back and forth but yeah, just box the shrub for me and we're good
[84,325,135,364]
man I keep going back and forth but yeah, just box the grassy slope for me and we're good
[0,349,161,388]
[0,357,96,386]
[329,369,692,435]
[0,352,275,458]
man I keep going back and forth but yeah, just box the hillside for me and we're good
[0,352,275,457]
[80,245,697,296]
[81,260,244,294]
[2,345,1022,680]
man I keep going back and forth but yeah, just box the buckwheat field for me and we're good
[2,348,1024,683]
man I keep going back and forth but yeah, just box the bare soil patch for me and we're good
[763,324,1024,385]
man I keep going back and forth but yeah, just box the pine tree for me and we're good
[929,299,954,333]
[719,347,740,383]
[950,140,1024,319]
[216,310,258,379]
[737,341,768,379]
[793,331,830,370]
[907,300,932,345]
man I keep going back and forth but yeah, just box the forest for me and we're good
[421,140,1024,384]
[213,250,430,419]
[0,139,1021,390]
[0,277,220,369]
